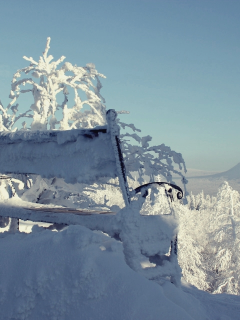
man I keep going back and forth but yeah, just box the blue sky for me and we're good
[0,0,239,171]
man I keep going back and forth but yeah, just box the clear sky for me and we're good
[0,0,239,171]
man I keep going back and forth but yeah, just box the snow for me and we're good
[0,197,178,263]
[1,185,240,319]
[0,128,117,184]
[1,223,240,319]
[183,282,240,320]
[0,225,207,320]
[1,167,240,319]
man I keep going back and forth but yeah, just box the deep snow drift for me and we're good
[1,224,240,320]
[0,225,210,320]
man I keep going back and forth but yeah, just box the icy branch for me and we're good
[43,37,51,60]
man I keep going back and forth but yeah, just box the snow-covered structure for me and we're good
[0,108,184,286]
[0,127,117,184]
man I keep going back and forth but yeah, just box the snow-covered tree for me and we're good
[2,37,106,131]
[187,192,196,210]
[178,204,210,291]
[206,182,240,294]
[179,182,240,295]
[186,191,216,211]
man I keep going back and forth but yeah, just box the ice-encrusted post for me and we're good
[106,109,130,207]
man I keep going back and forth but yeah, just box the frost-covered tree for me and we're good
[195,190,204,211]
[179,182,240,295]
[186,191,216,211]
[206,182,240,294]
[177,204,210,291]
[117,118,188,198]
[2,37,106,131]
[187,192,196,210]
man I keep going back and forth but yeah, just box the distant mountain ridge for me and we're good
[188,163,240,180]
[209,162,240,180]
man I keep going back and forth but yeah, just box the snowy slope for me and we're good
[0,225,239,319]
[0,225,207,320]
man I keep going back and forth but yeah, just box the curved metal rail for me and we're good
[131,182,183,200]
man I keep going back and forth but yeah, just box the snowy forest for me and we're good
[0,38,239,320]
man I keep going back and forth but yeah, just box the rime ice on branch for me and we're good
[116,117,188,196]
[4,37,106,131]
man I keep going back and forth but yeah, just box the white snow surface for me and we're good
[0,128,117,183]
[0,225,207,320]
[0,223,240,319]
[0,157,239,319]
